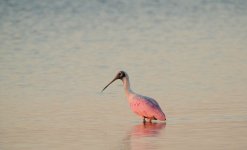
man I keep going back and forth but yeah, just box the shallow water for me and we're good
[1,0,247,149]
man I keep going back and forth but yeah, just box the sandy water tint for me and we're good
[1,0,247,150]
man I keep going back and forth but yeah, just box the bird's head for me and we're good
[101,71,127,92]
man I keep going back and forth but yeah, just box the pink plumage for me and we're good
[102,71,166,123]
[129,95,166,121]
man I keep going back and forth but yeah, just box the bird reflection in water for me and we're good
[122,122,166,150]
[131,122,166,137]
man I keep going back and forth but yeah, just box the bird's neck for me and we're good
[122,76,134,97]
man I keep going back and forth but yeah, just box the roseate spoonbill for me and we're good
[102,71,166,123]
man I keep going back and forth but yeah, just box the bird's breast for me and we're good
[129,101,140,108]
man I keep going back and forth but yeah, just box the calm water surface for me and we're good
[1,0,247,150]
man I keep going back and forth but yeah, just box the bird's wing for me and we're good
[133,95,166,120]
[142,96,160,107]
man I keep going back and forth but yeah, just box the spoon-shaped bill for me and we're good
[101,76,119,92]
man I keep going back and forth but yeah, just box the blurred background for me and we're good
[0,0,247,150]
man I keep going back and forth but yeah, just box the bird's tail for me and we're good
[156,111,166,121]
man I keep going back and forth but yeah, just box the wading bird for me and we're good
[102,71,166,123]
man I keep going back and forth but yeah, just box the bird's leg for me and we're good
[143,117,146,123]
[149,119,152,123]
